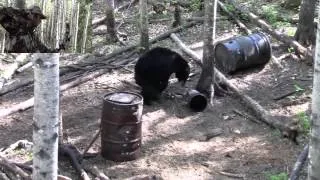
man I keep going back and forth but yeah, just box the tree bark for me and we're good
[294,0,317,46]
[106,0,117,43]
[308,3,320,179]
[139,0,149,52]
[32,53,60,180]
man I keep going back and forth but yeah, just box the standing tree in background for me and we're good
[39,0,46,42]
[139,0,149,53]
[106,0,117,43]
[32,53,60,180]
[196,0,216,104]
[294,0,317,46]
[81,3,91,53]
[307,3,320,179]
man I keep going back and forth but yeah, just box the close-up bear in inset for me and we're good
[134,47,190,105]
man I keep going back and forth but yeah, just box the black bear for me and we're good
[134,47,190,105]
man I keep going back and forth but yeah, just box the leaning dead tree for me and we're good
[170,34,299,143]
[224,0,314,63]
[32,53,60,180]
[196,0,216,103]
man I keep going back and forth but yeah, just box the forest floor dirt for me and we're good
[0,0,314,179]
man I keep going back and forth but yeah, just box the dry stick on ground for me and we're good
[96,21,199,58]
[115,0,139,12]
[0,156,31,180]
[273,89,300,101]
[224,0,313,63]
[289,144,309,180]
[219,171,245,179]
[92,17,106,28]
[92,166,110,180]
[16,62,33,73]
[217,1,282,68]
[59,144,90,180]
[81,129,101,158]
[171,33,299,142]
[233,109,261,124]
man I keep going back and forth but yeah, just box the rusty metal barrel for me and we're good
[214,32,271,74]
[101,91,143,162]
[186,89,208,112]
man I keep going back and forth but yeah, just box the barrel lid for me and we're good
[105,92,142,104]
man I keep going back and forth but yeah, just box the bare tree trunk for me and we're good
[40,0,46,42]
[81,4,91,53]
[308,4,320,179]
[71,0,78,52]
[196,0,216,103]
[60,0,66,45]
[139,0,149,52]
[32,53,60,180]
[73,2,80,52]
[106,0,117,43]
[1,31,5,53]
[55,0,61,49]
[294,0,317,46]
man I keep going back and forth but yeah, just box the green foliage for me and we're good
[273,21,291,28]
[265,172,288,180]
[287,47,294,53]
[285,27,296,37]
[294,84,304,92]
[262,5,279,24]
[190,0,202,11]
[271,129,282,137]
[296,111,311,134]
[225,4,236,12]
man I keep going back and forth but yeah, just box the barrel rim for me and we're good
[103,91,143,106]
[260,32,272,59]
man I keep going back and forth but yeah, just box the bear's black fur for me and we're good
[134,47,190,105]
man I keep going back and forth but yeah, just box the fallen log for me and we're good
[0,172,10,180]
[59,144,90,180]
[0,155,31,180]
[0,54,30,90]
[224,0,313,63]
[0,54,111,97]
[289,144,309,180]
[170,33,299,142]
[0,68,110,119]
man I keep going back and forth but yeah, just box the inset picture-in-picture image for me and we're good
[0,0,92,53]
